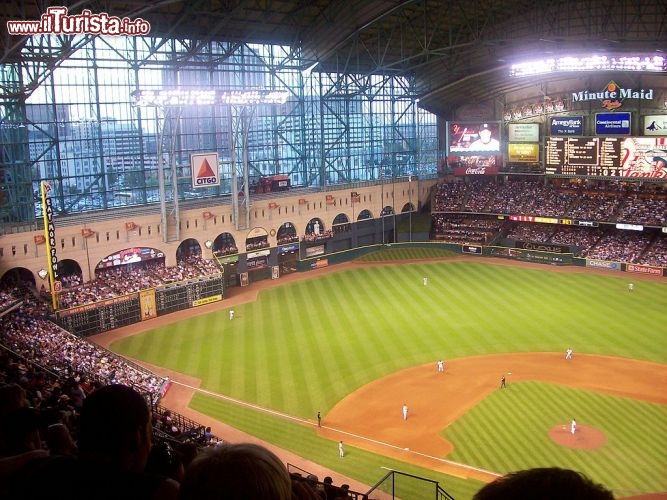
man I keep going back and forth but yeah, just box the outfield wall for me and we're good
[298,241,666,278]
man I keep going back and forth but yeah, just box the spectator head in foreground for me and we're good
[473,467,614,500]
[24,383,179,500]
[178,442,292,500]
[76,383,153,473]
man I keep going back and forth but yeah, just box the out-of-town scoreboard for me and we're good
[57,274,223,336]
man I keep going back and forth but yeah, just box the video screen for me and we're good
[448,122,501,155]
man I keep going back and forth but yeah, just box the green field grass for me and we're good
[111,256,667,498]
[444,382,667,495]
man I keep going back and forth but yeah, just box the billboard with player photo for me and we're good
[448,122,501,155]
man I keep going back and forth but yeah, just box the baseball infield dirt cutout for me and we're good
[318,352,667,482]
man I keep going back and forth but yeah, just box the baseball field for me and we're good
[105,249,667,499]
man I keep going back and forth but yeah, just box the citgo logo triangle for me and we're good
[192,153,219,186]
[197,159,216,178]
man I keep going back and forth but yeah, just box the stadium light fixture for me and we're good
[131,89,290,107]
[510,54,666,77]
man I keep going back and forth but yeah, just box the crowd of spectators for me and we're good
[212,243,239,257]
[547,226,605,253]
[636,236,667,267]
[485,180,572,217]
[501,222,662,263]
[433,178,666,225]
[57,255,221,309]
[245,237,270,251]
[290,471,356,499]
[0,289,21,310]
[302,229,334,242]
[431,179,667,266]
[277,232,299,244]
[59,273,83,289]
[566,191,624,223]
[1,295,167,402]
[0,374,360,499]
[0,285,363,499]
[616,193,667,226]
[506,223,558,244]
[583,231,654,263]
[431,215,502,244]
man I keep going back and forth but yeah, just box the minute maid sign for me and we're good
[572,81,654,110]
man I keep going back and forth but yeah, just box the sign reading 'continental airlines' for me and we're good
[595,112,631,135]
[572,81,654,110]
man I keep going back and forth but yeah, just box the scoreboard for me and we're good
[545,136,667,179]
[545,137,622,177]
[57,274,224,337]
[58,293,142,337]
[155,275,223,315]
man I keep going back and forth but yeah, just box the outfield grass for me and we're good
[111,257,667,498]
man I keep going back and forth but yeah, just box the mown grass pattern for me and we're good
[188,390,483,500]
[112,259,667,498]
[443,382,667,495]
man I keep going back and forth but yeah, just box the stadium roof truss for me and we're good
[2,0,665,115]
[0,0,665,230]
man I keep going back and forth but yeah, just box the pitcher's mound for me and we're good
[549,424,606,449]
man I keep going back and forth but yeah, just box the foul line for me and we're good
[171,379,501,480]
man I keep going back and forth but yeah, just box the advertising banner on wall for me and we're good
[191,153,220,187]
[508,123,539,142]
[139,289,157,320]
[452,166,499,176]
[41,181,59,310]
[595,112,631,135]
[626,264,662,276]
[507,143,539,162]
[550,116,584,135]
[278,244,299,254]
[643,115,667,135]
[305,245,325,257]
